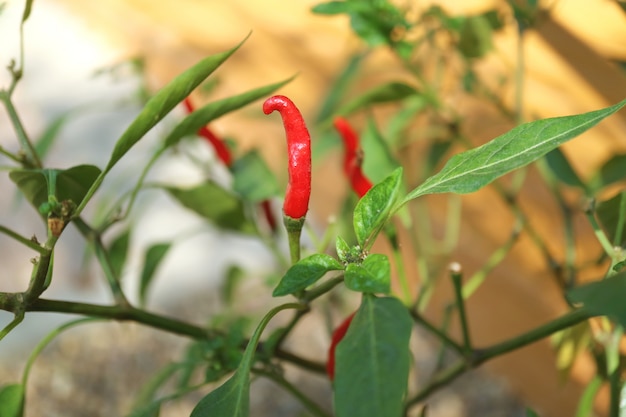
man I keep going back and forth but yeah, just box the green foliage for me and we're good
[545,148,586,190]
[334,295,412,417]
[232,150,280,202]
[273,254,344,296]
[337,82,419,116]
[567,272,626,327]
[0,384,24,417]
[596,191,626,248]
[344,253,390,294]
[404,98,626,203]
[108,228,131,279]
[138,242,172,306]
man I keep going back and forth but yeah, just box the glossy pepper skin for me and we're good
[326,312,356,381]
[263,95,312,219]
[333,117,373,198]
[182,98,233,167]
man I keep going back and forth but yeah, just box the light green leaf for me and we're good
[354,167,403,249]
[344,254,390,294]
[575,376,603,417]
[338,82,419,116]
[164,182,255,234]
[334,295,411,417]
[362,119,400,183]
[139,243,172,306]
[567,272,626,327]
[335,236,351,262]
[163,77,293,148]
[190,303,300,417]
[232,150,280,202]
[273,254,343,297]
[0,384,24,417]
[404,98,626,203]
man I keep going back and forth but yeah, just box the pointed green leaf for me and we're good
[163,182,255,234]
[0,384,24,417]
[335,236,351,263]
[190,303,300,417]
[344,254,390,294]
[163,77,293,148]
[232,150,280,202]
[273,254,343,297]
[106,37,248,171]
[354,167,402,249]
[21,0,33,22]
[575,376,603,417]
[567,272,626,327]
[108,228,131,279]
[362,119,400,183]
[404,99,626,203]
[9,165,101,211]
[334,295,412,417]
[338,82,419,116]
[591,153,626,191]
[139,243,172,305]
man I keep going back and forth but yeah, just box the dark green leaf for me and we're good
[404,99,626,203]
[139,243,172,305]
[567,272,626,327]
[334,295,412,417]
[232,150,280,202]
[545,148,586,189]
[164,182,255,234]
[591,154,626,191]
[525,408,540,417]
[190,303,299,417]
[222,265,245,304]
[9,165,101,211]
[21,0,33,22]
[362,119,400,183]
[354,167,403,249]
[163,77,293,148]
[0,384,24,417]
[105,37,248,172]
[596,191,626,247]
[273,254,343,297]
[344,254,390,294]
[108,228,131,279]
[338,82,419,116]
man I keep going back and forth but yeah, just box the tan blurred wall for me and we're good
[54,0,626,416]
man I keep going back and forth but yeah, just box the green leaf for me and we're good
[190,303,300,417]
[362,119,400,183]
[232,150,280,202]
[338,82,419,116]
[311,1,353,15]
[596,191,626,247]
[139,243,172,305]
[575,376,603,417]
[163,77,293,148]
[34,112,73,161]
[404,98,626,203]
[354,167,403,249]
[567,272,626,327]
[590,153,626,191]
[164,182,255,234]
[545,148,586,189]
[222,265,245,303]
[525,408,540,417]
[458,15,493,59]
[334,295,412,417]
[272,254,343,297]
[9,165,101,211]
[105,37,248,172]
[0,384,24,417]
[108,228,131,279]
[21,0,33,22]
[335,236,351,262]
[344,254,390,294]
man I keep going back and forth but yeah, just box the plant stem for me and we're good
[252,368,332,417]
[405,307,594,412]
[0,225,49,254]
[450,264,472,353]
[0,92,41,168]
[409,308,464,356]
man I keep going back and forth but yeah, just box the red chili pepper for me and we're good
[183,98,233,167]
[333,117,373,198]
[263,95,312,220]
[326,312,356,381]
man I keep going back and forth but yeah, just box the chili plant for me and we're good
[0,1,626,417]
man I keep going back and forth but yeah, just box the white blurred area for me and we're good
[0,1,277,355]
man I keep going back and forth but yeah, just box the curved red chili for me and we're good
[183,98,233,167]
[326,312,356,381]
[263,95,312,220]
[333,117,373,198]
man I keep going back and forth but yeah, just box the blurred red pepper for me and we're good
[333,117,373,198]
[326,312,356,381]
[182,97,233,167]
[263,95,312,220]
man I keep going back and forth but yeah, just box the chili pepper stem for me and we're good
[284,215,305,264]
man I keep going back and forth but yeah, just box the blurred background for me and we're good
[1,0,626,416]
